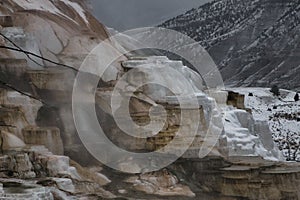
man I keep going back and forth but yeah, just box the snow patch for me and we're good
[224,107,282,161]
[228,87,300,161]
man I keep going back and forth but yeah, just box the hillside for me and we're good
[160,0,300,90]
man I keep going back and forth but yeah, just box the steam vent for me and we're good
[0,0,300,199]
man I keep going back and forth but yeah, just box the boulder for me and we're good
[49,188,69,200]
[0,131,26,151]
[126,169,195,197]
[93,172,111,186]
[45,155,80,180]
[52,178,75,193]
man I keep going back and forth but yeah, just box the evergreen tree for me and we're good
[270,85,280,96]
[295,93,299,102]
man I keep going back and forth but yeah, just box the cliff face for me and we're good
[0,0,122,70]
[0,0,126,162]
[161,0,300,90]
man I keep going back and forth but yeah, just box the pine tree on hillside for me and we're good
[295,93,299,102]
[270,85,280,96]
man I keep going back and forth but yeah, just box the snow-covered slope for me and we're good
[224,107,283,161]
[229,87,300,161]
[161,0,300,90]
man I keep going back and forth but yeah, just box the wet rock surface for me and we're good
[169,156,300,200]
[0,55,299,199]
[0,51,298,200]
[125,170,196,198]
[0,180,53,200]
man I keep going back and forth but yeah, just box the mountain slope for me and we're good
[160,0,300,90]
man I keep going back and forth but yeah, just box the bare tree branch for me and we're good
[0,45,78,72]
[0,79,47,105]
[0,32,46,68]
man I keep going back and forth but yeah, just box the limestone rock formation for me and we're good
[0,179,54,200]
[96,55,283,164]
[0,0,126,162]
[225,88,300,160]
[0,145,78,180]
[225,108,283,160]
[22,126,64,155]
[0,145,115,199]
[170,156,300,200]
[1,0,300,199]
[0,131,25,151]
[96,56,228,165]
[126,169,195,197]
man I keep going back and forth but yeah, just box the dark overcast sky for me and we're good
[90,0,211,31]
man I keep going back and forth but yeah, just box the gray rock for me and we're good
[51,178,75,193]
